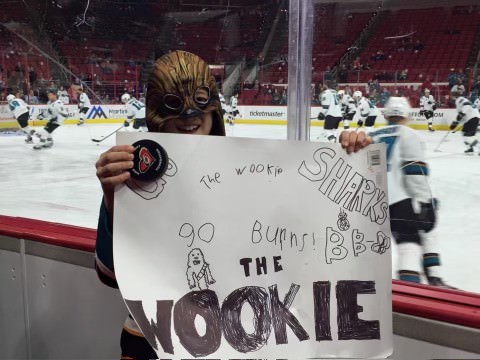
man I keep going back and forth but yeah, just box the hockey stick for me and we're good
[91,124,125,143]
[433,131,450,152]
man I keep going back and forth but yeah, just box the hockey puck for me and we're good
[130,139,168,182]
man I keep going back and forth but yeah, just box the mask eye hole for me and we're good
[163,94,183,112]
[194,86,210,106]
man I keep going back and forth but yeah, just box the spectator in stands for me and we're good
[26,89,40,105]
[343,85,352,96]
[263,84,273,96]
[456,68,466,84]
[15,62,23,77]
[374,49,386,61]
[338,64,348,83]
[368,79,380,94]
[323,66,333,85]
[272,88,281,105]
[363,62,371,70]
[450,79,465,97]
[280,89,287,105]
[448,68,458,89]
[421,76,433,92]
[352,56,361,70]
[398,69,408,81]
[471,75,480,99]
[413,40,424,53]
[28,67,37,85]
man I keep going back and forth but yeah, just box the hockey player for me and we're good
[338,89,356,129]
[219,92,229,117]
[76,86,91,125]
[34,90,68,150]
[450,96,479,154]
[369,97,452,287]
[121,93,147,131]
[226,93,240,125]
[318,86,343,142]
[353,90,379,131]
[6,93,36,143]
[219,92,226,112]
[419,88,436,131]
[57,86,70,105]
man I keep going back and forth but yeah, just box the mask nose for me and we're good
[180,108,203,119]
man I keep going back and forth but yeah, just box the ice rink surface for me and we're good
[1,123,478,293]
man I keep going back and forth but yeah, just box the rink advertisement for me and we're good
[113,133,393,359]
[0,104,456,129]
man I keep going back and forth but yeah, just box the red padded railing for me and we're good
[0,215,96,252]
[0,214,479,328]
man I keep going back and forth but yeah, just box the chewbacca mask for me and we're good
[146,50,225,136]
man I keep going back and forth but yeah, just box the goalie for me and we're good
[419,89,436,132]
[121,93,147,131]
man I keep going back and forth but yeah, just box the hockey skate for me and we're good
[428,127,435,132]
[25,129,36,144]
[77,119,85,126]
[426,276,458,290]
[464,146,474,154]
[33,138,53,150]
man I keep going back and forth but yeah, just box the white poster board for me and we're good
[114,132,393,359]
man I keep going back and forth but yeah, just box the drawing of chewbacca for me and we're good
[186,248,216,290]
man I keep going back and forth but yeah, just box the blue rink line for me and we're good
[0,130,23,137]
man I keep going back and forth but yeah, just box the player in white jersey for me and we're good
[219,92,231,122]
[473,96,479,109]
[121,93,147,131]
[450,96,479,154]
[76,87,91,125]
[6,93,36,143]
[57,86,70,105]
[318,87,342,142]
[337,89,356,129]
[353,90,379,131]
[33,90,68,149]
[419,88,437,132]
[226,93,240,125]
[369,97,453,287]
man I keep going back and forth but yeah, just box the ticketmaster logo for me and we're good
[87,106,108,119]
[249,110,285,117]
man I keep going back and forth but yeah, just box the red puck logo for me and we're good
[130,139,168,182]
[138,147,157,173]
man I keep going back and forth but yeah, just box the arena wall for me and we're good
[0,104,457,130]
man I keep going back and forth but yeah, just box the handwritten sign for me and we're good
[114,132,392,359]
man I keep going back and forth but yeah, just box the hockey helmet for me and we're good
[121,93,131,103]
[146,50,225,135]
[424,88,430,94]
[353,90,362,100]
[337,90,345,97]
[6,94,15,102]
[383,96,411,119]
